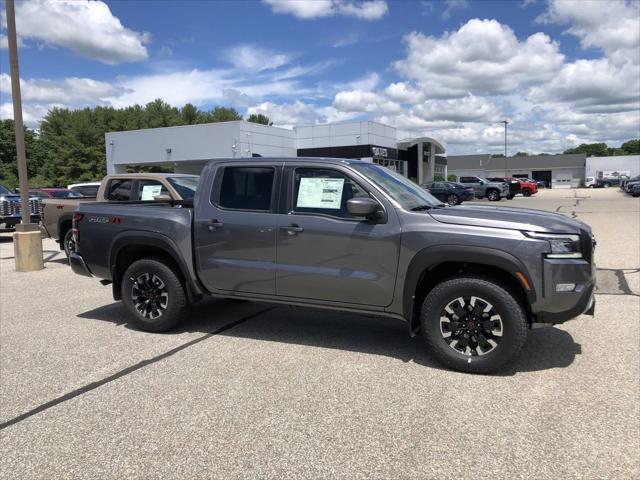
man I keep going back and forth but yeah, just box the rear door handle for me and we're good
[280,224,304,235]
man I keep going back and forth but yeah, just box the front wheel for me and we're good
[603,182,611,188]
[506,193,515,200]
[486,189,500,201]
[446,193,460,206]
[522,189,532,197]
[121,257,190,332]
[420,276,528,374]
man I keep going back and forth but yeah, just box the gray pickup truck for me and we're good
[457,175,510,201]
[70,158,596,373]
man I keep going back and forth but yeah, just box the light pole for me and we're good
[5,0,43,271]
[501,120,508,173]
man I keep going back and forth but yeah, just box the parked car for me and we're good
[516,178,538,197]
[421,181,475,205]
[622,175,640,192]
[0,184,41,229]
[69,157,596,374]
[457,176,510,201]
[486,177,522,199]
[595,176,628,188]
[630,184,640,198]
[42,173,199,258]
[30,188,83,199]
[67,182,101,197]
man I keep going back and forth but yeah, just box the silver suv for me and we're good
[457,176,509,201]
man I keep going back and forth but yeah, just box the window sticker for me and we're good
[297,177,344,209]
[141,184,163,200]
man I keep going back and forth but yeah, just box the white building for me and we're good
[105,120,447,184]
[585,155,640,179]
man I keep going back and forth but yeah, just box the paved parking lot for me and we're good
[1,188,638,479]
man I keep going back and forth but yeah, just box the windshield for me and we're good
[351,163,442,210]
[167,176,199,200]
[0,184,11,195]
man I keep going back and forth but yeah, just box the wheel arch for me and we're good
[109,232,203,301]
[57,213,73,250]
[403,245,536,335]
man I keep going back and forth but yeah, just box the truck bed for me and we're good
[41,197,96,240]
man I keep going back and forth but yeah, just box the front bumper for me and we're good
[532,258,596,324]
[69,252,93,277]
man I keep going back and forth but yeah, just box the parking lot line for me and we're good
[0,306,274,431]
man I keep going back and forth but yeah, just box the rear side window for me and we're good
[459,177,477,183]
[73,186,99,197]
[106,179,133,201]
[137,180,170,201]
[216,167,275,211]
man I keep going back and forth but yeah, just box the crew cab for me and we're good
[69,158,596,374]
[457,176,510,201]
[486,177,522,199]
[42,173,198,257]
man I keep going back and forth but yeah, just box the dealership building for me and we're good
[105,120,447,184]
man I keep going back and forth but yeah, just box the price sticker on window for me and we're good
[141,185,163,200]
[296,177,344,209]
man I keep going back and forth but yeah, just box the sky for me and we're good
[0,0,639,155]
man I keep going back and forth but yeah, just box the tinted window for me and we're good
[50,190,82,198]
[433,182,445,189]
[459,177,478,183]
[107,179,133,201]
[137,180,170,201]
[292,168,369,219]
[167,176,199,200]
[217,167,274,211]
[72,186,99,197]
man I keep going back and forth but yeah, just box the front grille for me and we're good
[0,199,41,217]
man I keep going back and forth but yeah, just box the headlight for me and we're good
[525,232,582,259]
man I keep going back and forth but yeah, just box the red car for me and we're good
[517,178,538,197]
[29,188,83,199]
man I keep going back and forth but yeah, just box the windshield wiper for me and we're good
[411,205,433,211]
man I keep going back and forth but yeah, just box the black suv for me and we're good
[422,181,475,205]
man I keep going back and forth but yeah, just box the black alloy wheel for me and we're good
[447,193,460,205]
[131,273,169,320]
[487,190,500,201]
[63,229,76,259]
[522,189,532,197]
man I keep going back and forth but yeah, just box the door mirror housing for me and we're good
[153,194,173,201]
[347,197,381,219]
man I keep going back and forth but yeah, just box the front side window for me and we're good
[217,167,274,211]
[459,177,478,183]
[106,179,132,201]
[167,176,199,200]
[292,168,369,219]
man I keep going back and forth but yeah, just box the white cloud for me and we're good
[262,0,388,20]
[338,72,380,91]
[0,34,25,49]
[442,0,468,20]
[394,19,565,97]
[538,0,640,65]
[0,73,128,104]
[10,0,149,64]
[247,100,323,128]
[333,89,385,112]
[224,44,291,72]
[384,82,424,103]
[412,94,502,123]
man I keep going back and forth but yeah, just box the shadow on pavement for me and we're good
[78,298,580,375]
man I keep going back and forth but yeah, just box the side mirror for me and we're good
[479,181,485,185]
[347,197,381,219]
[153,194,172,201]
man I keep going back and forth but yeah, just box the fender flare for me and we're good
[109,231,204,299]
[403,245,536,323]
[57,212,74,239]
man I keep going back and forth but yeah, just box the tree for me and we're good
[490,153,505,158]
[180,103,200,125]
[563,143,609,157]
[620,139,640,155]
[0,119,46,189]
[447,174,457,182]
[203,106,242,123]
[514,151,529,157]
[247,113,272,126]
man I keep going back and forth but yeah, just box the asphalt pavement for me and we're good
[1,188,638,479]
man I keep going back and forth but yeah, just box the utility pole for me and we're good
[501,120,508,173]
[5,0,43,271]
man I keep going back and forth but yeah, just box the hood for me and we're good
[429,204,585,233]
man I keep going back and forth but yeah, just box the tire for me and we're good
[603,182,611,188]
[506,193,515,200]
[446,193,460,206]
[633,192,640,198]
[486,189,500,201]
[420,276,528,374]
[121,257,190,332]
[63,229,75,259]
[522,189,532,197]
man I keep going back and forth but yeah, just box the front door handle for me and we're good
[280,224,304,235]
[208,219,224,231]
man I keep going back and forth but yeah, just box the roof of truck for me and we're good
[204,157,368,165]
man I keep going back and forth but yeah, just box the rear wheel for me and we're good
[506,193,515,200]
[63,229,75,259]
[603,182,611,188]
[121,257,190,332]
[420,276,528,374]
[446,193,460,205]
[486,189,500,201]
[522,189,532,197]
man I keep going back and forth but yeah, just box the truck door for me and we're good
[194,163,279,295]
[275,165,400,306]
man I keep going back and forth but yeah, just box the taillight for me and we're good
[72,213,84,244]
